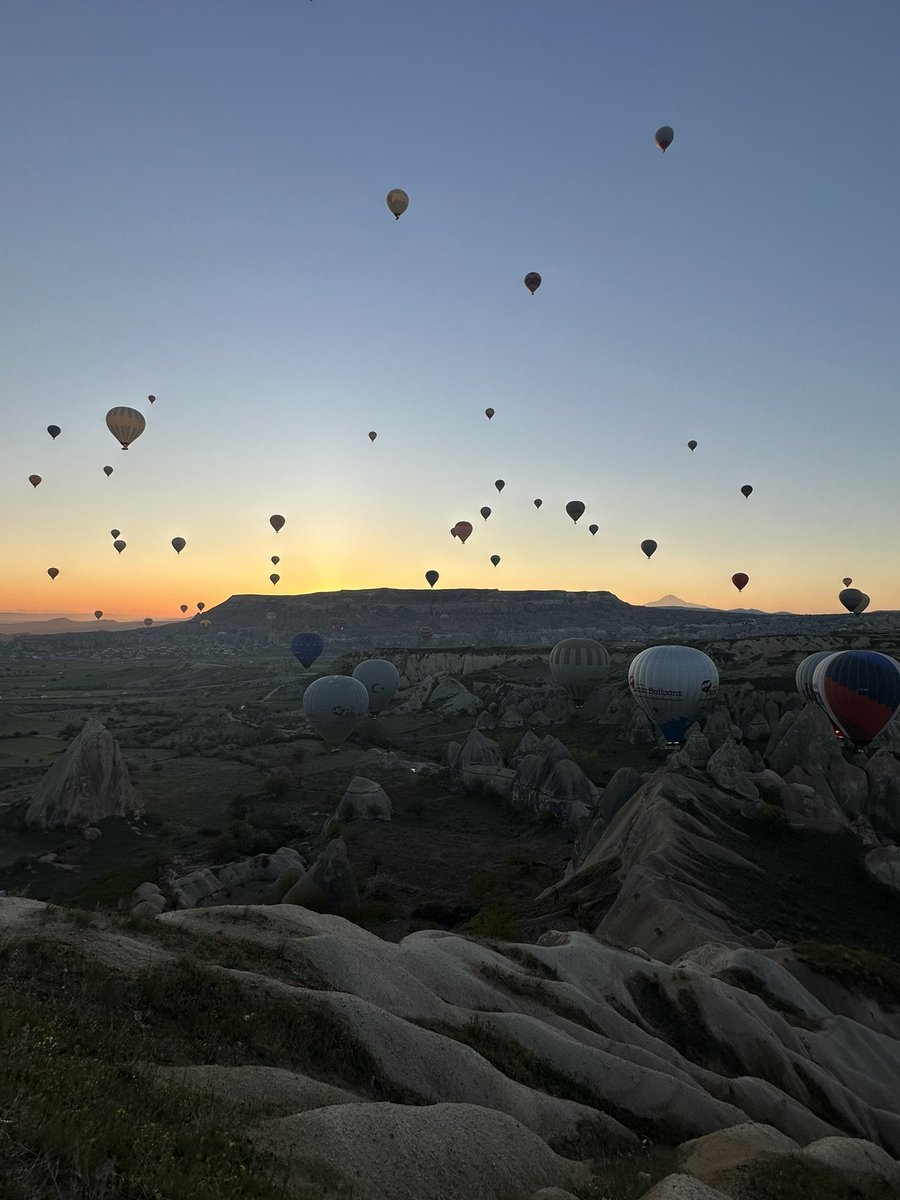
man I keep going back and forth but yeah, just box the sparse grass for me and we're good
[721,1155,896,1199]
[470,901,522,941]
[494,943,560,980]
[480,962,593,1027]
[625,974,743,1076]
[793,942,900,1010]
[719,966,825,1030]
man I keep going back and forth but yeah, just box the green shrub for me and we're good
[471,902,521,941]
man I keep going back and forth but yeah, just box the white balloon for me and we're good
[549,638,610,707]
[302,675,370,750]
[352,658,400,716]
[795,650,838,707]
[628,645,719,744]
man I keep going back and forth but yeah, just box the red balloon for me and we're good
[732,573,749,592]
[454,521,473,544]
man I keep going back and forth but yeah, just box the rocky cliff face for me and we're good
[25,718,141,830]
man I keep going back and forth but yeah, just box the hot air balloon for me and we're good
[839,587,868,614]
[655,125,674,151]
[732,573,749,592]
[450,526,458,538]
[291,632,324,669]
[455,522,473,544]
[147,394,156,404]
[94,610,103,620]
[565,501,585,524]
[171,537,186,554]
[687,440,697,451]
[495,480,505,493]
[549,638,610,708]
[386,188,409,219]
[267,611,277,623]
[812,650,900,747]
[47,425,61,439]
[524,272,541,295]
[270,514,285,533]
[199,619,211,631]
[197,602,205,612]
[741,485,753,499]
[113,540,126,554]
[796,650,838,706]
[485,408,494,420]
[419,626,433,642]
[180,604,189,614]
[533,498,542,509]
[271,555,280,566]
[28,475,41,488]
[843,578,852,587]
[480,507,492,521]
[490,554,501,567]
[270,573,280,586]
[352,658,401,716]
[640,539,657,559]
[47,568,59,580]
[368,431,377,442]
[103,465,113,477]
[628,645,719,744]
[589,524,598,536]
[143,618,153,627]
[303,675,370,750]
[106,407,145,449]
[425,569,439,588]
[110,529,120,539]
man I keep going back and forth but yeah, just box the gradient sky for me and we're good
[2,0,899,620]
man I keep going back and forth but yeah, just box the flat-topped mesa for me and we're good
[25,718,141,830]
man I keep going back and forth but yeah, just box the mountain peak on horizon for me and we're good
[644,594,714,610]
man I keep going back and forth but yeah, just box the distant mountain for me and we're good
[0,616,167,636]
[645,595,715,610]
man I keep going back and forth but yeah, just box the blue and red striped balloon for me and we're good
[812,650,900,746]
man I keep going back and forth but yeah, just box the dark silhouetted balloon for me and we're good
[110,529,120,539]
[419,626,433,642]
[199,618,211,630]
[843,577,852,587]
[291,632,324,669]
[589,524,598,536]
[171,537,186,554]
[143,618,153,627]
[533,498,542,509]
[113,540,126,554]
[425,570,439,588]
[106,407,145,449]
[839,587,869,614]
[103,465,113,477]
[549,638,610,707]
[490,554,501,567]
[687,440,697,451]
[386,188,409,219]
[494,479,505,493]
[47,567,59,579]
[813,650,900,746]
[28,475,41,488]
[197,602,205,612]
[484,408,494,420]
[368,431,377,442]
[455,521,473,544]
[94,610,103,620]
[655,125,674,152]
[270,514,285,533]
[565,500,585,524]
[47,425,61,439]
[741,485,753,499]
[641,539,657,558]
[270,573,280,586]
[524,272,541,295]
[180,604,189,613]
[732,572,749,592]
[147,394,156,404]
[480,506,491,520]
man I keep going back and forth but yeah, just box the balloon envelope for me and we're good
[628,645,719,744]
[47,425,61,439]
[94,610,103,620]
[589,524,598,536]
[455,521,473,544]
[419,626,433,642]
[171,537,186,554]
[549,638,610,707]
[480,507,491,520]
[655,125,674,151]
[843,577,852,587]
[368,431,377,442]
[28,475,41,488]
[386,188,409,218]
[484,408,494,420]
[796,650,839,707]
[291,632,324,669]
[270,573,280,585]
[732,572,749,592]
[524,272,541,294]
[147,394,156,404]
[640,539,658,558]
[490,554,501,566]
[270,514,285,533]
[113,540,126,553]
[741,485,753,498]
[687,440,697,451]
[494,479,505,493]
[425,569,439,588]
[565,500,585,524]
[303,675,370,749]
[180,604,189,613]
[197,602,205,612]
[47,567,59,579]
[813,650,900,746]
[533,498,542,509]
[143,618,153,627]
[271,555,280,565]
[110,529,120,539]
[839,587,867,614]
[103,465,113,477]
[105,407,145,449]
[352,658,401,715]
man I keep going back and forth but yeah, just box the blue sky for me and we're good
[2,0,898,617]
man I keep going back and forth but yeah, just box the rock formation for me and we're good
[25,718,141,830]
